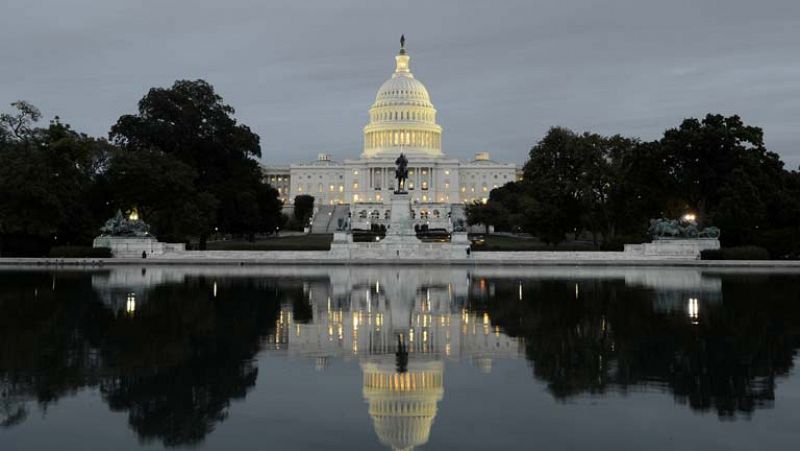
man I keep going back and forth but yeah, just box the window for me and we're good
[445,170,450,175]
[353,182,359,190]
[339,185,344,193]
[329,184,335,192]
[421,181,428,190]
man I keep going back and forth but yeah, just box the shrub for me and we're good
[701,245,770,261]
[49,246,112,258]
[755,227,800,260]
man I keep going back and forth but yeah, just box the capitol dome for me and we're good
[363,36,443,159]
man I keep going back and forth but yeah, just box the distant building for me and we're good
[262,37,519,227]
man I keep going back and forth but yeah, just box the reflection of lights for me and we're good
[575,283,579,299]
[688,298,699,323]
[213,281,217,298]
[126,292,136,315]
[518,282,522,301]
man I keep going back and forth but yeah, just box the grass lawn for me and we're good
[206,234,333,251]
[470,234,602,252]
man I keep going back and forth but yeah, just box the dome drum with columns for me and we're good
[262,36,519,231]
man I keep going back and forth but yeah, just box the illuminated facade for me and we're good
[263,37,519,222]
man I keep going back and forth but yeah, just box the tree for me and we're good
[465,200,501,234]
[293,195,315,227]
[660,114,782,223]
[658,114,797,248]
[0,100,41,142]
[0,104,111,255]
[109,80,282,247]
[104,149,216,242]
[520,128,586,244]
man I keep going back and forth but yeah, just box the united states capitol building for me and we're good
[263,37,519,231]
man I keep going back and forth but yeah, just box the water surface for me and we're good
[1,265,800,450]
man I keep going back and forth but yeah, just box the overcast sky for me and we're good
[2,0,799,169]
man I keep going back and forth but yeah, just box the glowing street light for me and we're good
[683,213,696,223]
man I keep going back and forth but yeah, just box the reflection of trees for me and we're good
[0,272,104,428]
[470,275,800,418]
[0,272,281,446]
[98,280,280,446]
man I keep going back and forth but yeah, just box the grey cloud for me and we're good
[1,0,798,168]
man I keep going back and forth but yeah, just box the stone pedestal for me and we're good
[93,236,185,258]
[450,232,470,244]
[624,238,720,259]
[382,192,421,244]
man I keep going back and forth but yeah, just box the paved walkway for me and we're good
[2,252,800,267]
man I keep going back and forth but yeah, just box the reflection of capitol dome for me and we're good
[362,360,444,451]
[363,35,443,159]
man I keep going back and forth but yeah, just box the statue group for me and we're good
[100,210,151,237]
[648,218,720,239]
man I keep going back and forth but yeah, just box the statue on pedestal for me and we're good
[394,153,409,193]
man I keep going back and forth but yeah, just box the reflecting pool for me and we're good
[2,265,800,450]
